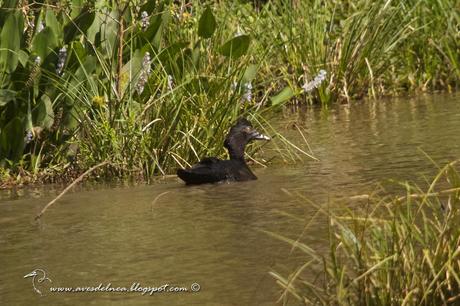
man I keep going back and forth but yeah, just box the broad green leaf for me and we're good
[0,117,24,161]
[74,55,96,81]
[103,9,118,52]
[140,1,156,14]
[243,64,257,83]
[69,41,86,66]
[152,11,170,50]
[0,12,23,72]
[86,9,103,45]
[62,106,79,130]
[121,49,143,76]
[64,6,96,44]
[121,49,143,94]
[0,0,20,28]
[17,50,29,67]
[31,27,59,61]
[270,86,294,106]
[198,7,217,39]
[142,14,163,42]
[34,94,54,129]
[0,89,16,106]
[71,0,84,19]
[46,9,63,42]
[220,35,250,59]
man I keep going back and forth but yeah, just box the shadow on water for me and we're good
[1,93,459,305]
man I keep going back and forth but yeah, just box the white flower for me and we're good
[167,75,174,91]
[143,52,151,75]
[56,47,67,75]
[136,52,152,94]
[302,70,327,93]
[24,130,33,144]
[231,81,253,103]
[141,11,149,30]
[242,82,252,103]
[235,26,243,37]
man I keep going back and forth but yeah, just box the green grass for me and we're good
[234,0,459,105]
[268,160,460,305]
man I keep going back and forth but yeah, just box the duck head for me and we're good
[224,117,270,160]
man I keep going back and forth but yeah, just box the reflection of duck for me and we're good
[24,269,52,296]
[177,118,270,185]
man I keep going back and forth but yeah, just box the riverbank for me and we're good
[0,0,458,185]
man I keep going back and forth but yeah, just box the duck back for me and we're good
[176,158,257,185]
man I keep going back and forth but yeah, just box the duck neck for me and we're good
[227,143,246,161]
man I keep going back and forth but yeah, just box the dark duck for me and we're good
[177,118,270,185]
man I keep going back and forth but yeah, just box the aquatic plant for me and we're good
[56,47,67,76]
[140,11,149,31]
[0,1,265,182]
[225,0,459,105]
[135,52,151,95]
[269,161,460,305]
[302,70,327,93]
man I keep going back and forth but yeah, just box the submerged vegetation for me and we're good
[269,161,460,305]
[0,0,459,184]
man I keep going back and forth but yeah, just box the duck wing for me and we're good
[177,158,227,185]
[192,157,222,167]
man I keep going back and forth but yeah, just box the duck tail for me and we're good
[176,169,188,182]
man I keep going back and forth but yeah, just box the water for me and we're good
[1,94,460,305]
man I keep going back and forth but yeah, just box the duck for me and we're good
[177,117,270,185]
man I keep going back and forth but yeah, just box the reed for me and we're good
[269,161,460,305]
[235,0,459,104]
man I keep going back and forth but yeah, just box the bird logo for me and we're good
[24,268,52,296]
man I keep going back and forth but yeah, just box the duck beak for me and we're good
[251,130,271,141]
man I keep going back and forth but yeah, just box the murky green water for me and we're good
[1,94,460,305]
